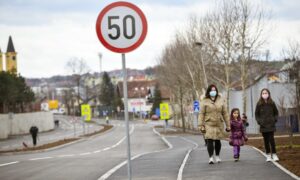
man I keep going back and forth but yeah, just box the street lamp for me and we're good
[195,42,208,88]
[134,87,144,120]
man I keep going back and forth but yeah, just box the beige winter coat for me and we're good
[198,95,230,140]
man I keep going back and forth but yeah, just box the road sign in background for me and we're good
[193,100,199,112]
[96,1,147,53]
[160,103,169,120]
[81,104,91,121]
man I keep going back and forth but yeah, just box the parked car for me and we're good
[151,114,159,121]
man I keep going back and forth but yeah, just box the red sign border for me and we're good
[96,1,148,53]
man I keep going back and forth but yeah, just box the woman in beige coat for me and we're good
[199,84,230,164]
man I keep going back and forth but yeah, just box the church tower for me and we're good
[0,48,3,71]
[5,36,17,73]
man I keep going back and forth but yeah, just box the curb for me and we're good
[0,125,115,156]
[251,146,300,180]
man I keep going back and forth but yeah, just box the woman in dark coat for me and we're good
[255,88,279,162]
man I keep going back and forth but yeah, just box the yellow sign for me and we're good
[48,100,59,109]
[160,103,169,120]
[81,104,91,121]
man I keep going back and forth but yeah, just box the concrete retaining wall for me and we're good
[0,115,10,139]
[0,112,54,139]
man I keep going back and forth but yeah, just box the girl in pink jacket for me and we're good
[229,108,248,161]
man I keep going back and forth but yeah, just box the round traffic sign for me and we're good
[96,1,147,53]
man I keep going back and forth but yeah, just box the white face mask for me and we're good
[262,94,269,100]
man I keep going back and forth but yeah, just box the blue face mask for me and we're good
[209,90,217,97]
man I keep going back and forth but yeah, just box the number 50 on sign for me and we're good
[96,1,147,53]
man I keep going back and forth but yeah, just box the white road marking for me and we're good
[98,127,172,180]
[177,137,199,180]
[57,154,75,157]
[29,157,53,161]
[24,125,135,162]
[252,146,300,180]
[93,150,102,153]
[0,161,19,167]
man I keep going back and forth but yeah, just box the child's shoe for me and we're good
[272,154,279,162]
[209,157,214,164]
[215,156,221,163]
[234,155,239,162]
[266,154,272,162]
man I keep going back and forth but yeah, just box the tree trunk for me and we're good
[241,68,247,114]
[179,86,186,133]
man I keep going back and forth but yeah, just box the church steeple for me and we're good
[7,36,16,53]
[5,36,17,73]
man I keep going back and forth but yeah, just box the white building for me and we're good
[229,71,297,134]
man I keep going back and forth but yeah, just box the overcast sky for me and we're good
[0,0,299,78]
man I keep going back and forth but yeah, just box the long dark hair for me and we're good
[257,88,274,105]
[205,84,219,100]
[230,108,241,121]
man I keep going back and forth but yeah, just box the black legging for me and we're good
[262,132,276,154]
[207,139,221,157]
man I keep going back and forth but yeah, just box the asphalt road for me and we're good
[0,120,296,180]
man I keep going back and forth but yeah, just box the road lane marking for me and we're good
[24,125,136,163]
[93,150,102,153]
[29,157,53,161]
[98,127,172,180]
[153,128,173,149]
[57,154,75,157]
[0,161,19,167]
[177,137,199,180]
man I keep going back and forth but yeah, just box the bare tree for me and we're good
[157,34,195,132]
[234,0,270,114]
[282,39,300,130]
[65,57,90,115]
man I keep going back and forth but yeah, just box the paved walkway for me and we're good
[0,117,103,151]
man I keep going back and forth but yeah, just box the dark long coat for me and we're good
[255,102,278,133]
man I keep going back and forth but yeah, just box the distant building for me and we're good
[117,80,171,113]
[229,70,298,134]
[0,36,18,73]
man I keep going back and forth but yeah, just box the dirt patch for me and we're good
[246,135,300,177]
[81,124,113,137]
[155,126,202,135]
[0,124,113,154]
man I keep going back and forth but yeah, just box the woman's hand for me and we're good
[199,125,206,133]
[225,127,231,132]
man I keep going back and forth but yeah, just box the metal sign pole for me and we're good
[122,53,132,180]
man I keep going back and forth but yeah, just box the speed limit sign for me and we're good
[96,1,148,53]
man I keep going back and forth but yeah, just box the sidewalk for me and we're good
[154,122,299,180]
[184,138,298,180]
[0,117,103,152]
